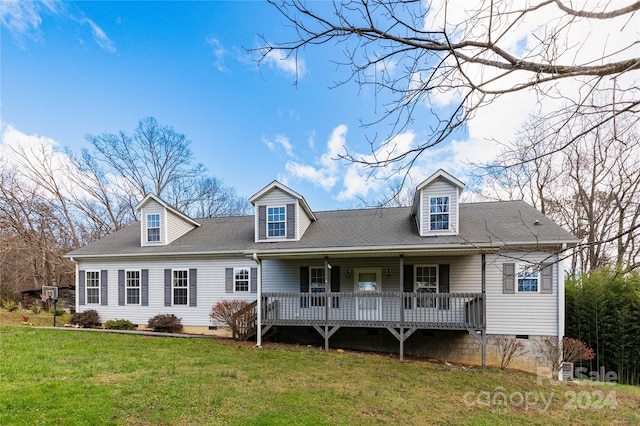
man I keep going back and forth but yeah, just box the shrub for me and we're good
[537,337,595,378]
[2,299,19,312]
[31,304,42,314]
[209,300,255,339]
[493,336,526,370]
[104,319,136,330]
[147,314,182,333]
[50,305,65,316]
[70,310,101,328]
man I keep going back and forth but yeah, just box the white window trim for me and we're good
[125,269,141,305]
[267,205,287,239]
[429,196,450,231]
[309,266,326,293]
[234,267,250,293]
[415,264,439,308]
[86,270,101,305]
[516,264,541,293]
[147,213,161,243]
[172,269,189,305]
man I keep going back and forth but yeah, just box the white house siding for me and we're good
[485,251,558,336]
[261,255,482,293]
[165,209,196,244]
[419,179,459,236]
[75,257,258,327]
[140,201,165,247]
[297,202,312,238]
[254,188,296,241]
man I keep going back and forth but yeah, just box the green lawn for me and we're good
[1,325,639,425]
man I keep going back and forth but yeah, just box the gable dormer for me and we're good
[249,181,316,243]
[136,194,200,247]
[411,169,465,236]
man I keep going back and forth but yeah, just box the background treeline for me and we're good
[566,268,640,385]
[0,117,251,298]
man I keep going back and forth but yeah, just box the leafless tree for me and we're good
[480,110,640,272]
[257,2,639,209]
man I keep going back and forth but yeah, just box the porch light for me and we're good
[345,269,351,277]
[386,268,391,276]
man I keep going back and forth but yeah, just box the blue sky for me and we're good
[1,1,491,211]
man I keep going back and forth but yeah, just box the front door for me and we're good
[354,268,381,321]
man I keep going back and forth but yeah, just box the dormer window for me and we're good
[147,214,160,242]
[268,206,286,237]
[429,197,450,231]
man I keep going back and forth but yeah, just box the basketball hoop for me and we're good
[41,286,59,327]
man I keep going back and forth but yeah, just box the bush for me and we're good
[50,305,65,316]
[493,336,526,370]
[147,314,182,333]
[31,304,42,314]
[70,310,101,328]
[209,300,255,339]
[104,319,136,330]
[2,299,19,312]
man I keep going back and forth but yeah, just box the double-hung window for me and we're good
[309,267,326,307]
[267,206,286,237]
[147,214,160,242]
[173,269,188,305]
[126,270,140,304]
[415,265,438,308]
[86,271,100,304]
[517,265,539,292]
[429,197,450,231]
[234,268,250,292]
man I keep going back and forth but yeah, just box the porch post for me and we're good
[399,328,404,361]
[254,253,262,348]
[481,254,486,369]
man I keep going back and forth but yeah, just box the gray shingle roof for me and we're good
[66,200,578,258]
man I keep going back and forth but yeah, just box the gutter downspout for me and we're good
[70,257,78,313]
[558,244,566,344]
[253,253,262,348]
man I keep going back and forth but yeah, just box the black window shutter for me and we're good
[100,270,108,306]
[438,264,450,310]
[164,269,172,306]
[286,204,295,239]
[330,265,340,308]
[258,206,266,239]
[141,269,149,306]
[250,267,258,293]
[225,268,234,293]
[118,269,125,306]
[403,264,414,309]
[503,263,515,294]
[541,263,553,294]
[189,269,197,307]
[300,266,309,308]
[79,270,86,305]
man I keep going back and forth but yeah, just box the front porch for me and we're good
[257,291,486,362]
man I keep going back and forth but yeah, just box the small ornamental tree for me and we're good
[209,300,255,339]
[537,337,595,378]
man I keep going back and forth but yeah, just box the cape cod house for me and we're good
[66,169,578,371]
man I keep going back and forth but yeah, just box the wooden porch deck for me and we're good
[261,292,485,331]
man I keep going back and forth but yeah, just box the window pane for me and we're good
[235,268,249,292]
[429,197,449,230]
[267,207,286,237]
[127,288,140,304]
[148,228,160,242]
[173,270,188,304]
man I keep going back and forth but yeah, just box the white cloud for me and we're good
[81,18,116,53]
[261,47,306,78]
[264,134,296,158]
[0,0,116,52]
[206,37,227,71]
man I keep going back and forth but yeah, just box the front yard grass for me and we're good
[1,322,639,425]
